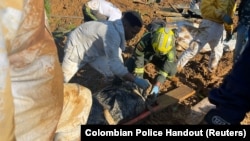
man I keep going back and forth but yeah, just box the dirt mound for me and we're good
[49,0,250,124]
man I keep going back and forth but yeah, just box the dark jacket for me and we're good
[206,30,250,124]
[238,0,250,26]
[132,31,177,84]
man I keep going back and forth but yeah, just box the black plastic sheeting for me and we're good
[87,82,147,124]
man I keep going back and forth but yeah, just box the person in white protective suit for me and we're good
[177,0,236,75]
[0,0,92,140]
[62,10,150,92]
[82,0,122,22]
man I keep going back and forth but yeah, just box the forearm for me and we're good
[156,74,166,84]
[134,48,145,68]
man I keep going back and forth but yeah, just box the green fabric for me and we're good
[135,73,144,78]
[133,30,177,84]
[156,74,166,84]
[158,70,168,78]
[167,49,175,62]
[83,4,98,21]
[134,67,144,73]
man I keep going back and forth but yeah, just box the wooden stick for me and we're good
[155,11,183,17]
[121,85,195,125]
[168,3,180,13]
[133,0,147,4]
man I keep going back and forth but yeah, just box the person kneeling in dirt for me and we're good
[62,11,150,92]
[125,19,178,99]
[82,0,122,22]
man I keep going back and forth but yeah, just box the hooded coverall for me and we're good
[177,0,236,72]
[82,0,122,22]
[62,20,128,83]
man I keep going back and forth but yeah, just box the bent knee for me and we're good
[189,41,199,51]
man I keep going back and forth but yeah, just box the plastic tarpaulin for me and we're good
[87,82,147,125]
[0,0,92,140]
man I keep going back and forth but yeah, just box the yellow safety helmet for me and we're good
[151,27,174,55]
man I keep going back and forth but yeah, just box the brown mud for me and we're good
[49,0,250,124]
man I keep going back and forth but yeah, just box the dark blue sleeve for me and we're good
[208,39,250,123]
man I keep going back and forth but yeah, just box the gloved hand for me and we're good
[222,14,233,25]
[150,85,159,95]
[134,77,150,90]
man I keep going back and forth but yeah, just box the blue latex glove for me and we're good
[134,77,150,90]
[150,85,159,95]
[222,14,233,25]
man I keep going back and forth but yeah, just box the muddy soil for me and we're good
[48,0,250,124]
